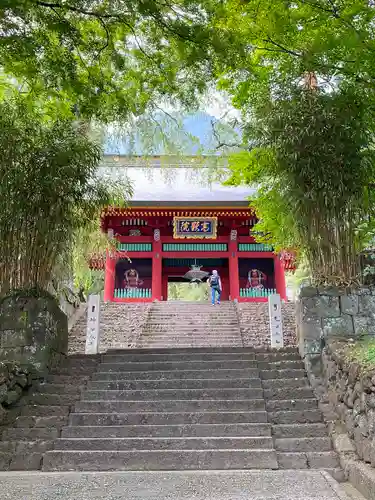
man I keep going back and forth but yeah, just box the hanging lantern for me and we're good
[183,264,209,283]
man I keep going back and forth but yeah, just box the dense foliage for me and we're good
[199,1,375,285]
[211,1,375,109]
[0,96,129,296]
[227,86,375,285]
[168,282,209,301]
[0,0,222,121]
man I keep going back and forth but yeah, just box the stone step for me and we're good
[269,410,323,425]
[42,449,279,471]
[150,310,236,313]
[264,387,315,400]
[262,379,309,389]
[86,378,262,391]
[139,342,243,348]
[138,339,243,344]
[255,353,301,362]
[104,348,297,354]
[9,453,44,471]
[141,329,241,333]
[143,330,241,335]
[148,314,236,317]
[277,451,339,469]
[74,399,266,413]
[54,436,274,451]
[0,440,54,454]
[27,393,80,406]
[54,363,98,371]
[97,360,258,371]
[142,329,241,334]
[69,411,268,426]
[60,357,99,365]
[81,388,264,401]
[35,384,83,395]
[50,369,98,377]
[62,423,272,439]
[275,437,333,452]
[20,405,70,417]
[102,353,256,363]
[146,316,238,320]
[92,369,260,381]
[142,329,241,333]
[266,399,318,412]
[143,325,240,329]
[272,423,328,439]
[47,375,91,384]
[145,324,239,330]
[14,416,67,429]
[65,354,99,360]
[142,326,240,330]
[146,319,238,322]
[139,346,244,350]
[258,361,305,370]
[139,336,242,342]
[260,369,306,380]
[2,427,59,440]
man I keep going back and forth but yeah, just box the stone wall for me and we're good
[0,294,68,377]
[68,302,151,353]
[322,339,375,467]
[297,286,375,359]
[236,302,296,347]
[0,361,36,426]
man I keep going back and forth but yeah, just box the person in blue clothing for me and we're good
[209,269,222,305]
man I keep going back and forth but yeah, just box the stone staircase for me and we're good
[33,347,343,479]
[139,301,243,348]
[0,354,100,470]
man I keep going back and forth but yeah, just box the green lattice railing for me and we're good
[117,243,152,252]
[163,243,227,252]
[238,243,274,252]
[240,288,277,298]
[114,288,152,298]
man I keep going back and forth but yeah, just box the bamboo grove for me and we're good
[0,97,121,296]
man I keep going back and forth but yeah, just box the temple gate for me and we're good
[91,206,289,303]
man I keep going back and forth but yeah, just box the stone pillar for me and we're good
[103,251,116,302]
[269,294,284,348]
[85,294,101,354]
[152,229,162,301]
[229,230,240,301]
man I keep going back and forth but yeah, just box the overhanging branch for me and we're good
[35,1,130,18]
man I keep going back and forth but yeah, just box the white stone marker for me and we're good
[85,294,101,355]
[269,293,284,348]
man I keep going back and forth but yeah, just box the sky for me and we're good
[100,91,251,203]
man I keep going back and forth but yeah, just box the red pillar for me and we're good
[162,274,168,301]
[221,275,229,301]
[152,230,162,301]
[104,250,116,302]
[274,255,287,301]
[229,232,240,301]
